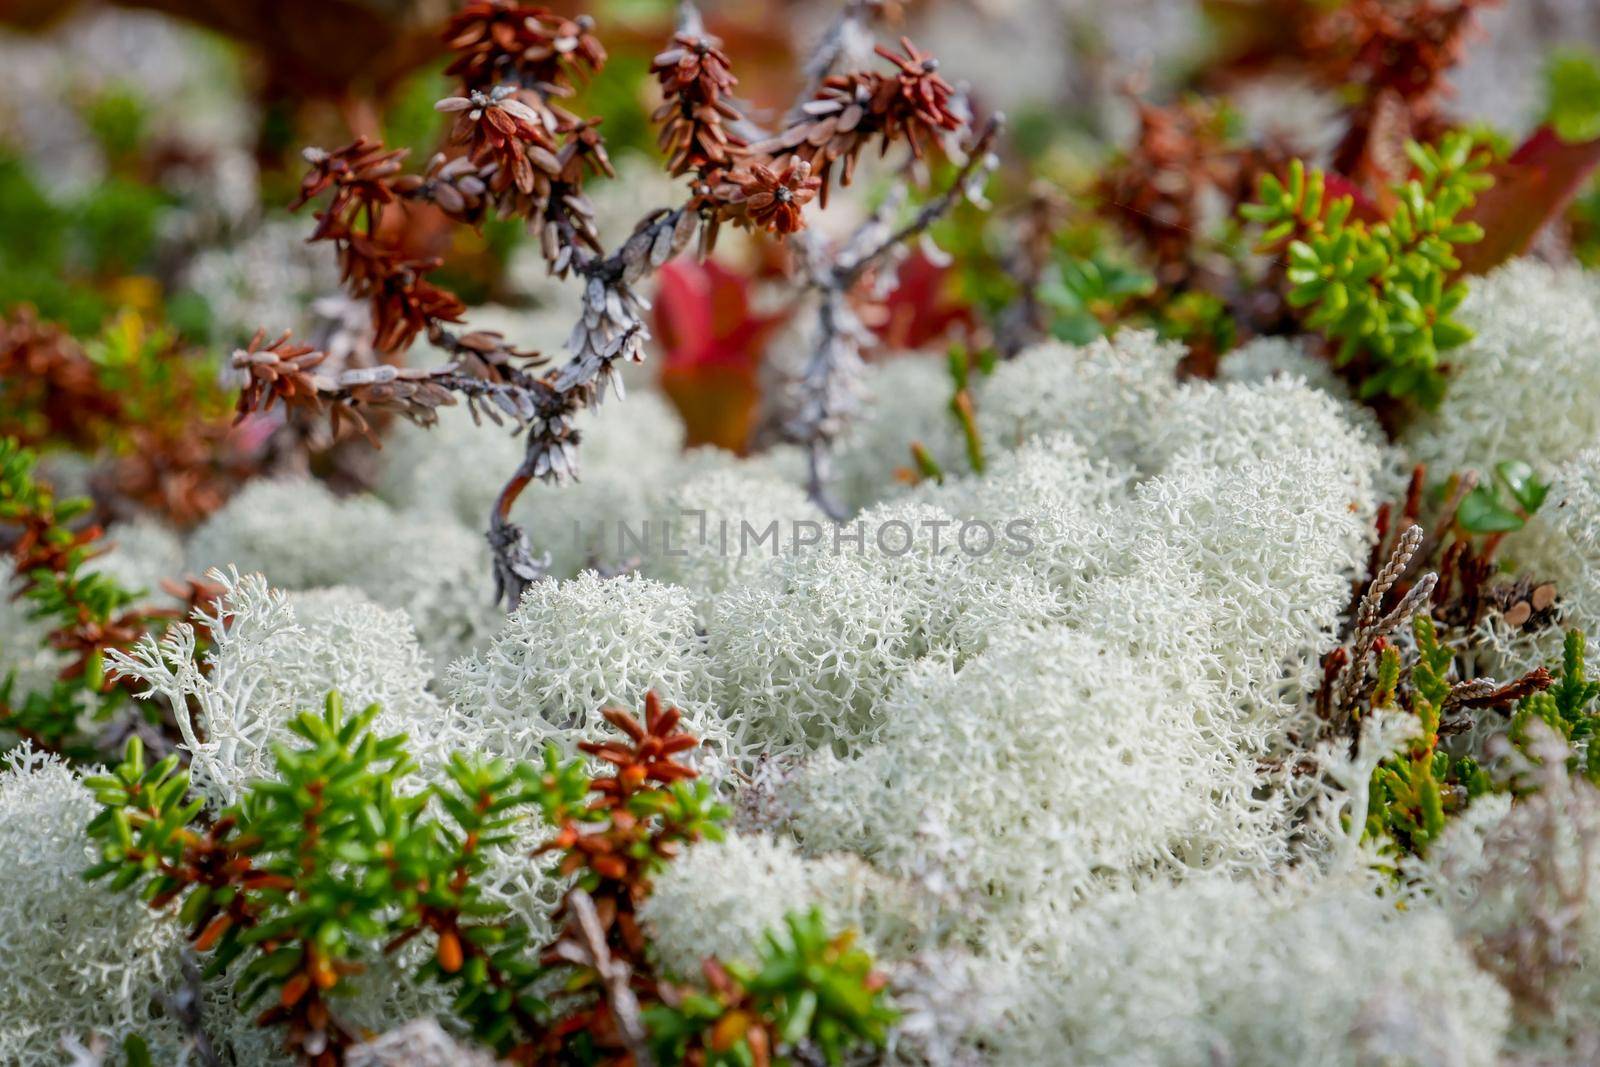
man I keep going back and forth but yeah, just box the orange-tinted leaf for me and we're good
[1458,126,1600,275]
[654,257,787,452]
[868,249,974,351]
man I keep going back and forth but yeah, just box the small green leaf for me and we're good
[1457,486,1527,533]
[1495,459,1550,513]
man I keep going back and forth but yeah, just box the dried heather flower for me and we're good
[358,248,469,354]
[392,153,491,225]
[727,159,821,234]
[231,329,469,443]
[752,36,962,200]
[443,1,604,92]
[651,31,746,178]
[292,137,407,217]
[230,328,328,420]
[436,86,554,196]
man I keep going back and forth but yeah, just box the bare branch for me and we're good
[779,115,1004,516]
[559,889,655,1067]
[786,0,883,125]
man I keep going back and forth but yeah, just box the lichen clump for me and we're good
[8,0,1600,1062]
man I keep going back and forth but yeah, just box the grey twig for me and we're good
[786,0,882,126]
[553,889,654,1067]
[675,0,704,36]
[1335,524,1431,712]
[782,117,1003,517]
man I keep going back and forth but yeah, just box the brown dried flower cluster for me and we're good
[0,309,121,450]
[431,4,616,269]
[292,137,406,222]
[749,37,964,204]
[232,329,467,443]
[295,91,619,354]
[649,31,961,251]
[726,159,821,235]
[437,87,553,195]
[651,31,746,179]
[391,153,492,225]
[98,424,253,531]
[1225,0,1496,190]
[1320,0,1495,188]
[293,140,468,353]
[443,1,605,92]
[1098,94,1284,291]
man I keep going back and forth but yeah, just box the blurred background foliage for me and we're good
[7,0,1600,507]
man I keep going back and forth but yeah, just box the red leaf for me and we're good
[1458,125,1600,275]
[866,250,974,351]
[653,257,787,452]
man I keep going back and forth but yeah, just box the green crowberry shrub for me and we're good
[1241,132,1493,407]
[85,691,893,1065]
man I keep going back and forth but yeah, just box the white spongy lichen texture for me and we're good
[708,543,915,760]
[444,572,730,768]
[976,329,1183,471]
[640,832,934,979]
[791,628,1224,921]
[979,874,1509,1067]
[186,477,499,666]
[107,571,452,807]
[0,748,185,1063]
[639,464,825,619]
[912,431,1130,600]
[1404,258,1600,476]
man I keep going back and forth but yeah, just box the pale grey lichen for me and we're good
[640,831,935,979]
[976,330,1184,470]
[107,571,451,807]
[979,873,1510,1067]
[187,478,499,665]
[640,465,825,620]
[1404,259,1600,477]
[0,748,184,1064]
[444,572,730,769]
[789,628,1224,920]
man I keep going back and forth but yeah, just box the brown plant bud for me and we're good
[444,1,605,92]
[437,86,555,195]
[727,159,821,235]
[650,32,746,177]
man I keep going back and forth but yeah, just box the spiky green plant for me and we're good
[1241,132,1493,407]
[85,693,551,1060]
[1366,616,1492,858]
[86,691,894,1064]
[1512,629,1600,783]
[646,907,896,1067]
[0,437,155,756]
